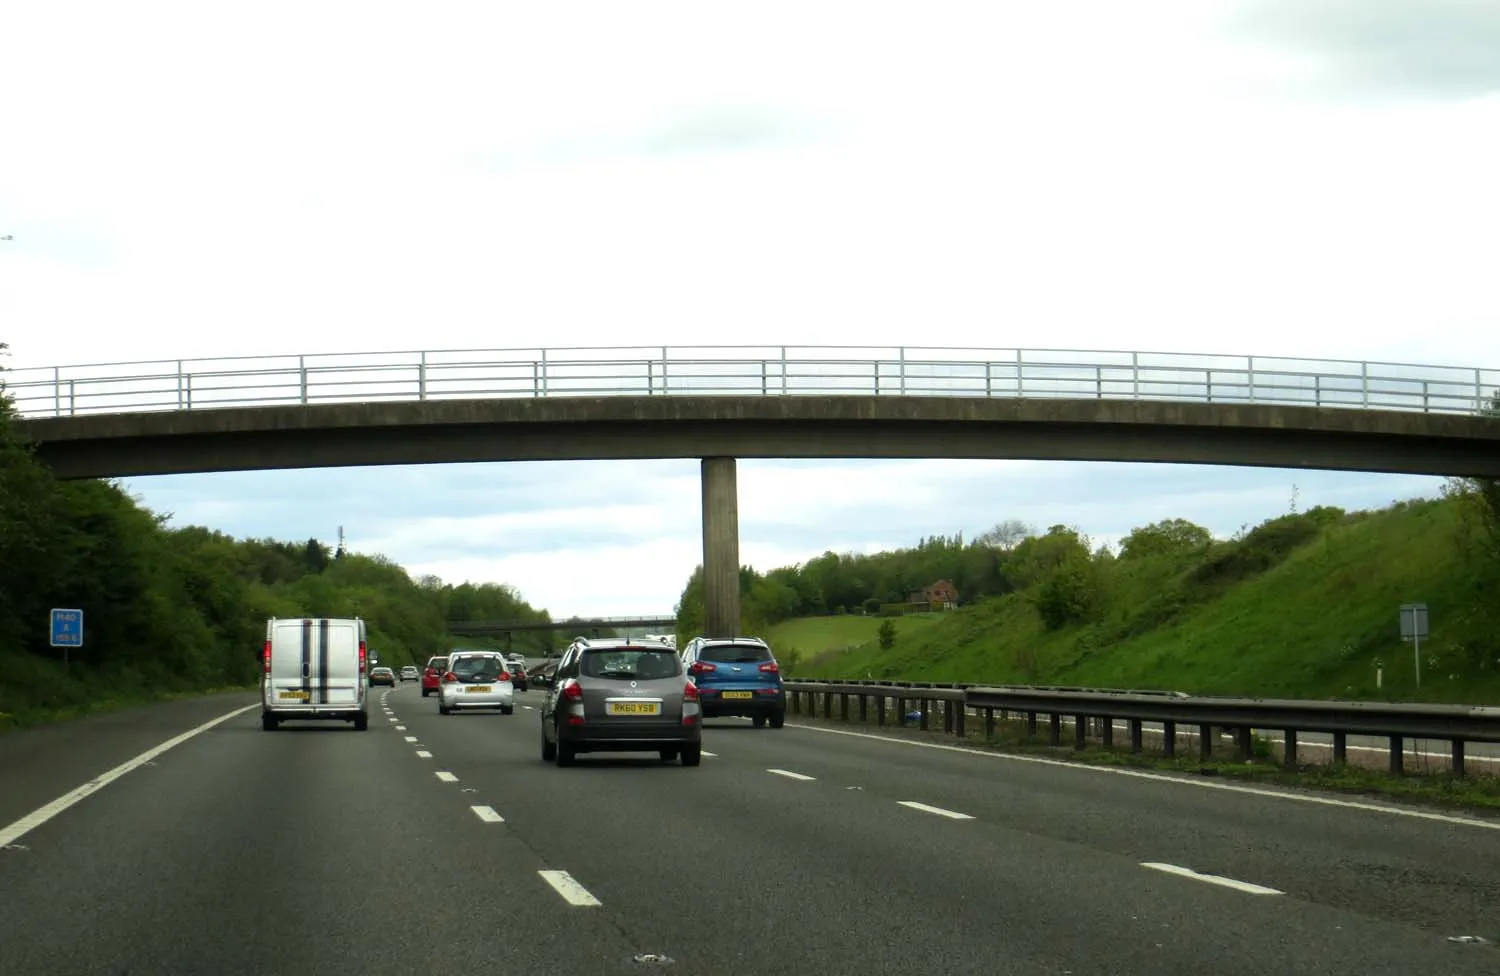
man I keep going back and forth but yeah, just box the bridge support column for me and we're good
[701,457,742,638]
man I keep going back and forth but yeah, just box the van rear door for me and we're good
[269,619,364,707]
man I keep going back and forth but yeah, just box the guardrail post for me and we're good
[985,362,993,397]
[1314,374,1322,407]
[859,694,867,723]
[1073,714,1086,750]
[542,349,550,397]
[299,355,308,404]
[1206,370,1213,403]
[1452,739,1466,778]
[983,707,994,739]
[176,360,184,408]
[899,346,906,395]
[1235,728,1254,761]
[1129,719,1143,753]
[185,374,193,408]
[1361,361,1370,408]
[53,367,61,416]
[1162,721,1177,758]
[823,691,832,720]
[1422,380,1430,413]
[1048,713,1061,746]
[1198,723,1212,760]
[1475,369,1483,413]
[955,702,965,739]
[877,695,886,726]
[418,351,428,400]
[1332,732,1347,764]
[943,701,952,734]
[840,693,849,721]
[68,379,77,415]
[1389,735,1404,774]
[1102,717,1114,749]
[1025,711,1037,740]
[1016,349,1024,397]
[1131,351,1139,399]
[780,346,788,395]
[761,360,768,396]
[919,699,929,731]
[1283,729,1298,768]
[1248,356,1256,403]
[1094,365,1102,399]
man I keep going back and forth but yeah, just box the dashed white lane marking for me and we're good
[0,703,259,847]
[521,705,535,710]
[539,870,601,907]
[767,768,815,781]
[1142,862,1283,895]
[471,805,504,823]
[388,718,398,723]
[788,723,1500,832]
[435,772,459,783]
[701,751,717,758]
[416,750,433,758]
[404,736,419,743]
[395,726,406,731]
[898,801,974,821]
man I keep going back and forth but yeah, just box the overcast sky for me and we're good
[1,1,1494,616]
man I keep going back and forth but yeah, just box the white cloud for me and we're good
[0,3,1482,617]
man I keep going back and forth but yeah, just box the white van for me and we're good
[261,617,370,731]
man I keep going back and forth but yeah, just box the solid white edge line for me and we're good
[415,750,432,758]
[471,805,504,823]
[898,800,975,820]
[0,703,259,847]
[1142,862,1283,895]
[786,722,1500,832]
[766,768,816,781]
[435,771,458,783]
[539,870,601,906]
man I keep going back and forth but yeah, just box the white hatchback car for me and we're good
[439,651,516,715]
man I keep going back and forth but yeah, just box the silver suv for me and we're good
[541,637,702,767]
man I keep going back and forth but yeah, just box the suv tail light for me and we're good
[263,640,272,675]
[758,661,779,674]
[688,661,716,675]
[682,680,700,725]
[683,681,699,702]
[561,679,583,702]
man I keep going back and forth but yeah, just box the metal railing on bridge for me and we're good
[5,345,1497,419]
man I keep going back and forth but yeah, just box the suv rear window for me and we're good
[452,655,507,678]
[580,647,681,680]
[699,643,773,664]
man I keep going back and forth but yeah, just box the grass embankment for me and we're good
[0,650,256,732]
[779,499,1500,705]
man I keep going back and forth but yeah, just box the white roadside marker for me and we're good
[540,870,601,907]
[1142,862,1283,895]
[897,801,974,820]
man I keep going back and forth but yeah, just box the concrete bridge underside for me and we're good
[18,396,1500,638]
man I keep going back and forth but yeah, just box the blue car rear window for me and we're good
[699,643,773,664]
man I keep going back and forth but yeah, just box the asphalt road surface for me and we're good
[2,684,1499,975]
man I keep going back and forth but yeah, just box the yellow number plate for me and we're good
[279,691,309,700]
[466,686,492,694]
[607,702,661,716]
[721,691,754,700]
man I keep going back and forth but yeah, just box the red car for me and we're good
[421,655,447,697]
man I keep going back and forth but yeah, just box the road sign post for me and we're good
[50,608,84,672]
[1399,603,1429,689]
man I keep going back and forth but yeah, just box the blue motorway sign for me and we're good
[50,608,84,647]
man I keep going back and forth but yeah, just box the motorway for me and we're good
[2,684,1499,975]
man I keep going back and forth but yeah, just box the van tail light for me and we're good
[758,662,780,674]
[358,641,368,675]
[688,661,716,675]
[263,641,272,675]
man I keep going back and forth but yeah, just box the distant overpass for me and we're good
[449,616,676,636]
[10,344,1499,642]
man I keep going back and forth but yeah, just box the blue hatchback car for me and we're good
[680,636,785,728]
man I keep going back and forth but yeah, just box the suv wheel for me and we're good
[541,728,557,762]
[680,743,702,767]
[659,748,679,762]
[556,741,576,767]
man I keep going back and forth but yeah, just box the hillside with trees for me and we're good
[0,358,552,728]
[675,483,1500,704]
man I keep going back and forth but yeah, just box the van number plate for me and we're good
[279,691,310,700]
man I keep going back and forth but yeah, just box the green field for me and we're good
[780,498,1500,704]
